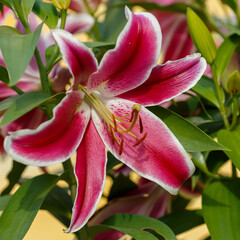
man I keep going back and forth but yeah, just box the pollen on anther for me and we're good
[109,125,115,145]
[139,115,143,133]
[119,136,124,155]
[133,132,147,147]
[112,114,118,131]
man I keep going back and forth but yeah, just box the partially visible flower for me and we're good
[89,179,172,240]
[4,7,206,233]
[0,8,94,152]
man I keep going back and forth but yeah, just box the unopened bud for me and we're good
[227,71,240,95]
[52,0,70,10]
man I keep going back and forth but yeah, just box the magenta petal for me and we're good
[4,92,90,166]
[66,119,107,233]
[0,80,39,100]
[88,7,161,96]
[64,13,94,34]
[92,98,195,194]
[52,30,98,90]
[117,53,207,106]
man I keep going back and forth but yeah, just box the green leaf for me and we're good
[22,0,36,19]
[45,45,61,67]
[84,41,115,48]
[192,75,220,107]
[108,174,137,201]
[0,91,50,127]
[0,195,12,211]
[0,65,9,84]
[0,174,59,240]
[107,151,121,170]
[187,8,217,64]
[0,0,14,10]
[148,106,227,152]
[0,95,19,111]
[220,0,238,12]
[99,0,127,42]
[89,213,176,240]
[202,179,240,240]
[217,125,240,170]
[33,0,58,29]
[1,161,26,196]
[41,185,72,218]
[0,24,43,86]
[160,210,204,235]
[214,34,239,79]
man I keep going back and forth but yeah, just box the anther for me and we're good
[112,114,118,131]
[109,125,115,145]
[139,115,143,133]
[133,132,147,147]
[130,110,134,122]
[119,136,124,155]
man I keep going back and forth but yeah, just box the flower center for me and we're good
[79,86,147,155]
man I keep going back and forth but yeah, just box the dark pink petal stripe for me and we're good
[52,30,98,89]
[88,7,161,96]
[4,91,90,166]
[66,119,107,232]
[118,53,206,106]
[92,98,195,194]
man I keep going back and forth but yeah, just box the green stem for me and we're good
[230,96,238,130]
[46,9,67,73]
[10,85,24,95]
[62,159,77,200]
[211,64,230,129]
[12,0,28,30]
[34,48,52,95]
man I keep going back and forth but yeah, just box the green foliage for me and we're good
[89,213,176,240]
[160,210,204,235]
[217,125,240,170]
[0,174,59,240]
[148,106,227,152]
[33,0,58,29]
[214,34,239,79]
[0,91,50,127]
[202,179,240,240]
[0,65,9,84]
[0,24,43,86]
[187,8,217,65]
[192,75,220,108]
[1,161,26,195]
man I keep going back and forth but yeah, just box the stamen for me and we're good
[112,114,118,131]
[130,109,134,122]
[139,115,143,133]
[109,125,115,145]
[133,132,147,146]
[119,136,124,155]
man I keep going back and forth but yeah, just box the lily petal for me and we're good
[117,53,206,106]
[88,7,161,96]
[67,119,107,233]
[64,13,94,34]
[92,98,195,195]
[4,92,90,166]
[0,81,39,100]
[52,30,98,90]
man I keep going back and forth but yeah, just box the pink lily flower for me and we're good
[4,7,206,232]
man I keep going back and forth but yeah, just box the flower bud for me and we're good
[52,0,70,10]
[227,71,240,95]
